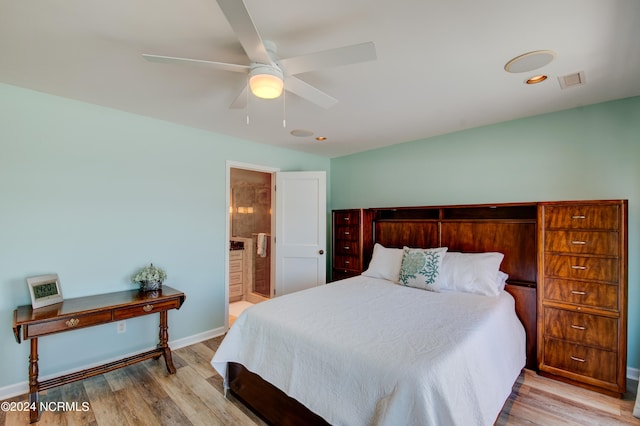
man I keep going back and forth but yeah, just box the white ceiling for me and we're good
[2,0,639,158]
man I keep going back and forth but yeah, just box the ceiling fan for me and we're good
[142,0,376,109]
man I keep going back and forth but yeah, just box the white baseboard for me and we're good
[0,382,27,403]
[169,326,226,350]
[628,366,640,382]
[0,326,227,401]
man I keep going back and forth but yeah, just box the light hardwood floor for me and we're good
[2,335,639,425]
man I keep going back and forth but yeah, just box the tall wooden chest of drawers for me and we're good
[332,209,366,281]
[538,200,627,397]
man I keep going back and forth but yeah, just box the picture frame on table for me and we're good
[26,274,63,309]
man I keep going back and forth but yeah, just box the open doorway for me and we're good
[225,162,327,327]
[226,162,279,328]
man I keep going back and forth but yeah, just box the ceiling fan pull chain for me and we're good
[282,88,286,128]
[246,75,250,125]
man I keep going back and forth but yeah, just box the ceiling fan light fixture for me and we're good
[249,64,284,99]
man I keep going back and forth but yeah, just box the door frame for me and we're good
[225,161,280,329]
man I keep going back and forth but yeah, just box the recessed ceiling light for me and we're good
[526,75,548,84]
[290,129,314,137]
[505,50,556,73]
[315,136,327,141]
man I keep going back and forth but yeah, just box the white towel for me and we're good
[257,233,267,257]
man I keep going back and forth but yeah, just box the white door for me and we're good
[274,171,326,296]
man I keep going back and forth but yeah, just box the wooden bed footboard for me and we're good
[228,362,329,426]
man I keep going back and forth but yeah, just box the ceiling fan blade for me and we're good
[230,84,248,109]
[142,54,250,73]
[216,0,272,65]
[279,41,376,76]
[284,76,338,109]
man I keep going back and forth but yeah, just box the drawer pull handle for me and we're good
[65,318,80,328]
[571,240,587,245]
[570,356,586,363]
[344,217,350,221]
[571,290,587,295]
[345,260,350,264]
[143,304,154,312]
[343,246,351,250]
[344,231,350,235]
[570,324,586,330]
[572,215,586,219]
[571,265,587,270]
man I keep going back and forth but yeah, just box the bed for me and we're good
[212,203,539,425]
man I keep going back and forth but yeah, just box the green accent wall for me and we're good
[2,81,638,393]
[331,96,640,369]
[0,83,329,390]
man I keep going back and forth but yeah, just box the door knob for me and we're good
[319,250,324,255]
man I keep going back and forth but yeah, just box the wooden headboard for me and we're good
[361,202,538,369]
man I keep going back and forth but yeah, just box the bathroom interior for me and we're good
[229,168,273,323]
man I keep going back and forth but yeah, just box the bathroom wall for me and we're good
[230,168,272,238]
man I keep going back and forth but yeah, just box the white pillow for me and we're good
[362,243,404,283]
[496,270,509,291]
[398,246,448,292]
[439,252,505,297]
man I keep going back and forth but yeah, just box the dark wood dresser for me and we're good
[538,200,627,397]
[331,209,368,281]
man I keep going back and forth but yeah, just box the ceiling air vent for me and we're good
[558,71,586,89]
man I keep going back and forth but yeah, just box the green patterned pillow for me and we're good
[399,247,448,291]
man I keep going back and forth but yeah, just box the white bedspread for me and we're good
[212,275,526,426]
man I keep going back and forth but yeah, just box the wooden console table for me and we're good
[12,286,186,423]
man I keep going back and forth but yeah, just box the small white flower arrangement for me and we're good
[132,263,167,286]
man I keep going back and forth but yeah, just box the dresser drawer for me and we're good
[544,254,618,282]
[332,268,360,281]
[544,205,619,230]
[334,225,359,242]
[114,299,181,320]
[230,259,243,273]
[335,240,360,255]
[334,255,361,270]
[25,311,113,338]
[334,211,361,226]
[229,271,242,285]
[230,283,243,298]
[543,308,617,350]
[545,231,619,256]
[543,338,617,384]
[229,250,244,260]
[543,278,618,310]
